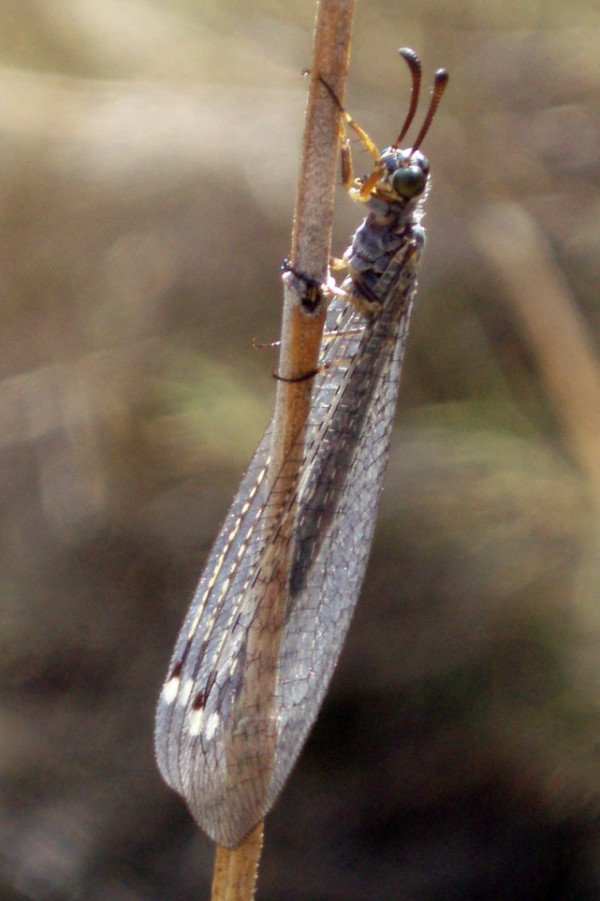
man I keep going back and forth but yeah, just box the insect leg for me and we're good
[317,74,382,195]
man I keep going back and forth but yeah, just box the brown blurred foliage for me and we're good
[0,1,599,899]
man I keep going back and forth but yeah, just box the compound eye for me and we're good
[391,165,426,198]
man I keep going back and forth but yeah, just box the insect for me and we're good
[155,49,448,849]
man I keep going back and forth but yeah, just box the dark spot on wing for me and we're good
[168,659,182,681]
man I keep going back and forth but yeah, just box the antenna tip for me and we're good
[398,47,421,69]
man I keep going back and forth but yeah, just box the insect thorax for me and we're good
[343,147,428,313]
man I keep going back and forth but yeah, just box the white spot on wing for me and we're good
[162,675,180,704]
[188,707,204,736]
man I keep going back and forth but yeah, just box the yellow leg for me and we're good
[318,75,382,196]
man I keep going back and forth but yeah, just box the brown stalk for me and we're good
[210,1,355,898]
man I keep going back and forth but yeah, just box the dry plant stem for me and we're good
[211,821,264,901]
[210,2,355,899]
[275,0,356,453]
[474,202,600,499]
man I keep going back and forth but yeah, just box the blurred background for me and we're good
[1,1,599,898]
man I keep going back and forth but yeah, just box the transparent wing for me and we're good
[270,246,421,810]
[155,240,422,847]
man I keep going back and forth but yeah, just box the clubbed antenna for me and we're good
[395,48,422,145]
[410,68,449,156]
